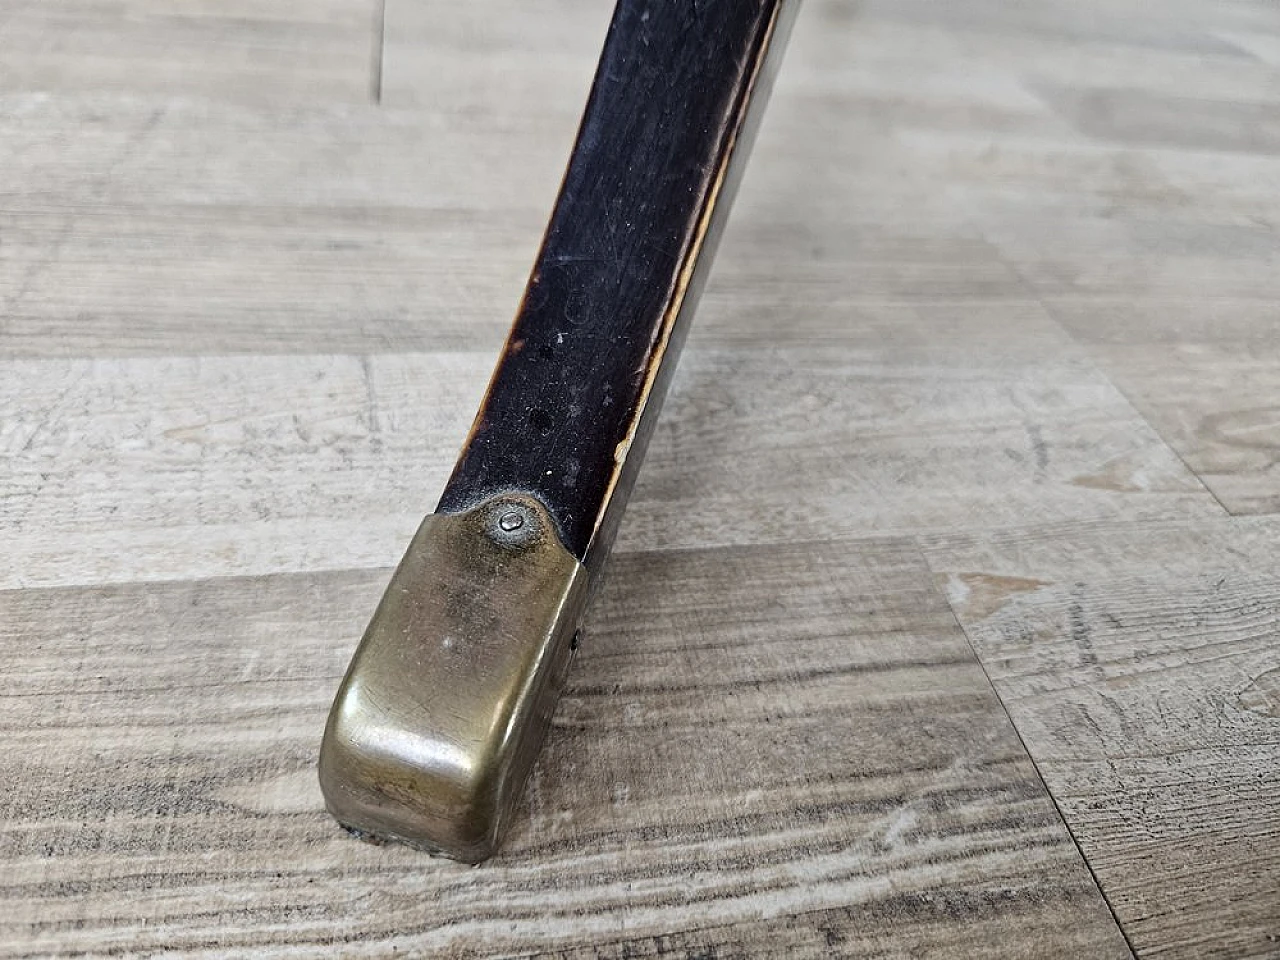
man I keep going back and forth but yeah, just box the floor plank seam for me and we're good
[371,0,387,104]
[914,538,1140,960]
[6,514,1257,597]
[3,104,168,326]
[995,254,1234,522]
[1034,299,1237,520]
[1106,388,1233,518]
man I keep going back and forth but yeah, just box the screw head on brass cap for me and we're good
[317,495,587,862]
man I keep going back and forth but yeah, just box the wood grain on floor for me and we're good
[924,519,1280,959]
[0,0,380,103]
[1047,322,1280,517]
[0,98,562,359]
[5,0,1280,955]
[381,0,609,118]
[3,336,1219,592]
[0,540,1131,958]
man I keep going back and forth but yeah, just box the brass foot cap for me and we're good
[318,496,587,863]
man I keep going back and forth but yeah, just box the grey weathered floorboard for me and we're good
[0,540,1131,957]
[5,0,1280,953]
[1047,309,1280,517]
[924,518,1280,959]
[0,0,379,103]
[2,345,1217,591]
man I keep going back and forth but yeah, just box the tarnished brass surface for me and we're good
[318,495,588,863]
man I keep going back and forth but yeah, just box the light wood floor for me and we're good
[3,0,1279,957]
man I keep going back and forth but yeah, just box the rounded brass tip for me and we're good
[318,495,588,862]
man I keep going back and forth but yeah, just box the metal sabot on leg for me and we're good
[318,495,588,863]
[319,0,798,861]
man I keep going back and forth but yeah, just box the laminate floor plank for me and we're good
[0,98,562,359]
[0,90,1057,359]
[380,0,610,119]
[2,340,1218,591]
[7,0,1280,954]
[807,1,1280,532]
[1043,316,1280,517]
[923,518,1280,959]
[0,0,379,103]
[0,539,1130,958]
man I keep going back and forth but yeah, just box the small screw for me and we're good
[487,501,538,545]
